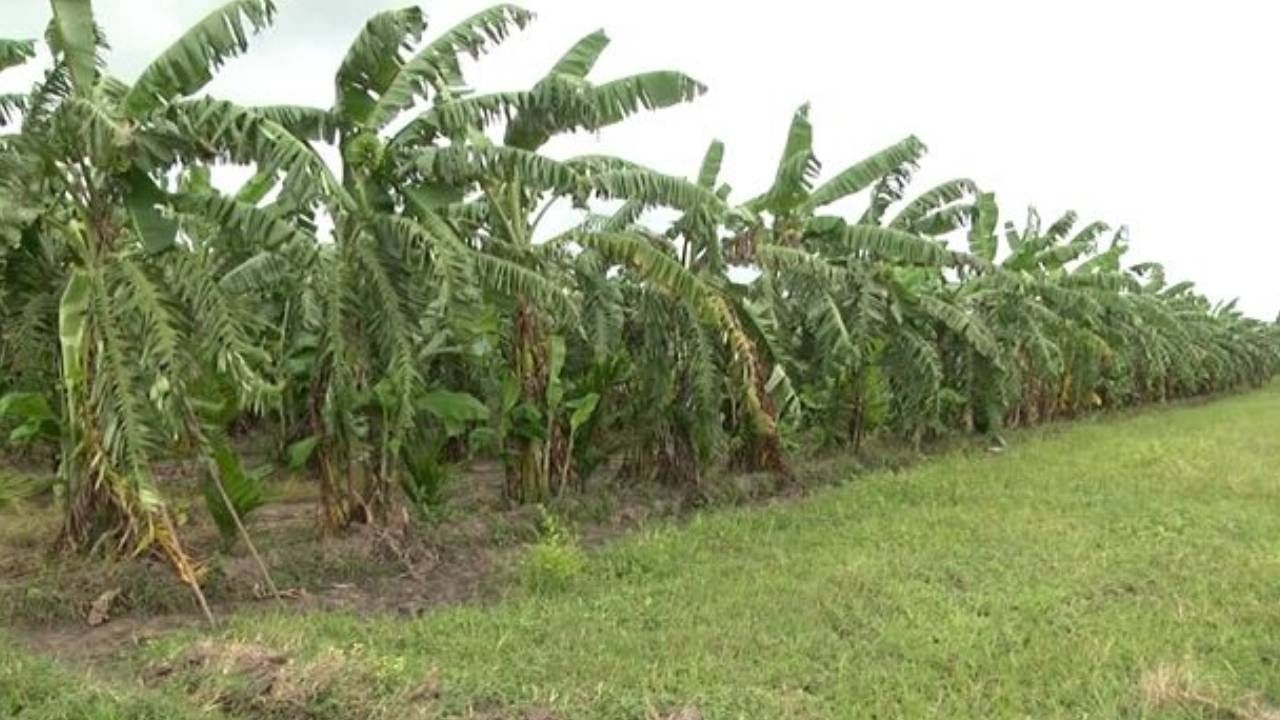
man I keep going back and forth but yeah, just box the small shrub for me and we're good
[520,506,585,594]
[400,443,456,521]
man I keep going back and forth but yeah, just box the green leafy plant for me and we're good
[520,506,586,593]
[0,392,60,446]
[199,438,268,548]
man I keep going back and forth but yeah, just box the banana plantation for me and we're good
[2,0,1278,612]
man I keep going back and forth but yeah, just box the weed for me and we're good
[520,506,586,594]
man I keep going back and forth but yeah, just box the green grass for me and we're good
[0,635,215,720]
[9,385,1280,718]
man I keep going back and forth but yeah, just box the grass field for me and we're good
[5,384,1280,719]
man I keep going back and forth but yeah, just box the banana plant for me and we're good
[208,4,535,526]
[0,0,299,612]
[737,105,997,447]
[574,140,794,479]
[390,26,706,502]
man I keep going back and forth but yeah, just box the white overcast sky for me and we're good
[3,1,1277,319]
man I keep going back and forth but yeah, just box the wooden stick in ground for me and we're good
[212,472,284,609]
[190,576,217,626]
[158,512,217,627]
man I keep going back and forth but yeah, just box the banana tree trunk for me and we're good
[849,391,867,454]
[507,297,548,502]
[311,399,392,529]
[734,354,790,478]
[505,297,571,503]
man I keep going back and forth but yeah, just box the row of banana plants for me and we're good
[2,1,1277,602]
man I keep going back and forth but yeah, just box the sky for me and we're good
[3,1,1277,319]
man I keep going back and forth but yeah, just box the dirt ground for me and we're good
[2,454,820,665]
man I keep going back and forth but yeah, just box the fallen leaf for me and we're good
[87,587,121,627]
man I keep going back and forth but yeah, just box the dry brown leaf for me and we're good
[86,587,121,627]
